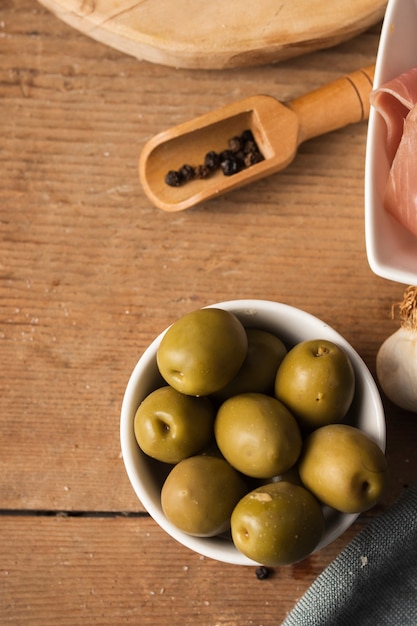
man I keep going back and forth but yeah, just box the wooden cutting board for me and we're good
[37,0,387,69]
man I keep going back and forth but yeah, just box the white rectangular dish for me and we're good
[365,0,417,285]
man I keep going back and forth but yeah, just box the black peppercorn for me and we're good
[241,129,255,145]
[204,151,220,171]
[242,140,255,154]
[255,566,270,580]
[165,170,183,187]
[220,155,244,176]
[219,149,235,162]
[244,150,264,167]
[228,135,243,153]
[179,164,195,181]
[194,164,211,179]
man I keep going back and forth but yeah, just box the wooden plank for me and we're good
[0,513,367,625]
[2,2,416,521]
[36,0,387,69]
[3,5,417,625]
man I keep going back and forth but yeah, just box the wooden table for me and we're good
[2,2,417,624]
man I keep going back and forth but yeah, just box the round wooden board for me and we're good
[37,0,387,69]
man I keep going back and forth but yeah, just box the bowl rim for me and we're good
[120,299,386,565]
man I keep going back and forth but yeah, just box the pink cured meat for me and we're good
[384,105,417,237]
[371,67,417,237]
[371,66,417,161]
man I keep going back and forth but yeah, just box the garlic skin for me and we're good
[376,286,417,413]
[376,327,417,412]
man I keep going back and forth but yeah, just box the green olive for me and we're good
[274,339,355,431]
[134,386,215,464]
[298,424,388,513]
[161,455,247,537]
[212,328,287,403]
[214,393,302,478]
[157,308,248,396]
[231,481,324,566]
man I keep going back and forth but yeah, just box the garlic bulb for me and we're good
[376,286,417,412]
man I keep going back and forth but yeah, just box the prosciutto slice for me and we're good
[370,66,417,237]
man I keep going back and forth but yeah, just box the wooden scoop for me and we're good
[139,66,375,212]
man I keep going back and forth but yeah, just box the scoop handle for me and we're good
[289,66,375,144]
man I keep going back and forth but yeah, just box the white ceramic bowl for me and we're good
[120,300,386,565]
[365,0,417,285]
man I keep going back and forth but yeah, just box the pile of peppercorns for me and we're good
[164,129,264,187]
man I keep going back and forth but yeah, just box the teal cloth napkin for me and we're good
[281,481,417,626]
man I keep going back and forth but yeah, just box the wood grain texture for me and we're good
[0,514,371,625]
[2,2,417,624]
[36,0,387,69]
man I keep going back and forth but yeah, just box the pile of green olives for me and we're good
[134,308,388,567]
